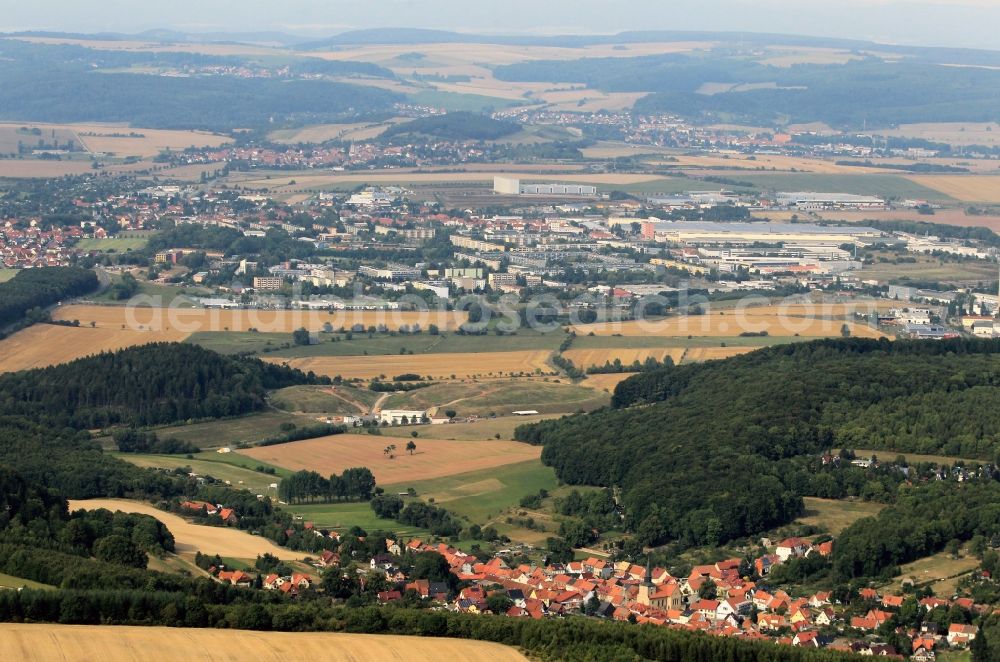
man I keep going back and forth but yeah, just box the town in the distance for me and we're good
[1,15,1000,662]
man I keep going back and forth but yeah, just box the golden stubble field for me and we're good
[53,304,467,334]
[0,624,530,662]
[68,499,303,560]
[267,350,555,381]
[908,175,1000,204]
[0,324,189,373]
[571,312,883,338]
[0,123,231,158]
[239,433,542,485]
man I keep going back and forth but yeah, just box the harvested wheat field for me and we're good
[240,433,541,485]
[68,500,303,560]
[581,373,636,393]
[0,324,189,372]
[563,347,686,369]
[268,350,555,381]
[0,160,95,178]
[908,175,1000,203]
[733,302,895,317]
[682,347,758,362]
[53,304,466,334]
[0,624,529,662]
[572,314,882,338]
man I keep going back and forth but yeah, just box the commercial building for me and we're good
[776,192,886,210]
[493,176,597,197]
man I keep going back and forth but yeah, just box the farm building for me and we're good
[379,409,428,425]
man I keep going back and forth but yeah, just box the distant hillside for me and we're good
[516,338,1000,548]
[496,52,1000,128]
[382,112,520,141]
[0,39,400,130]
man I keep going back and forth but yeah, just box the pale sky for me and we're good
[4,0,1000,51]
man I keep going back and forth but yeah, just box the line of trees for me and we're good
[0,267,98,331]
[277,468,376,504]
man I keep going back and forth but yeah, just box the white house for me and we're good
[378,409,428,425]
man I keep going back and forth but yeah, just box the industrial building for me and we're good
[494,176,597,197]
[776,192,886,210]
[650,221,883,246]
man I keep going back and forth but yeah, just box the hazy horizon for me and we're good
[3,0,1000,51]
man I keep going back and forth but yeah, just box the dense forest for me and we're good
[0,343,326,428]
[0,267,99,330]
[494,53,1000,128]
[381,111,520,141]
[516,338,1000,548]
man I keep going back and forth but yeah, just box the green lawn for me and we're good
[282,500,431,538]
[93,276,208,307]
[262,330,563,358]
[384,379,609,416]
[0,269,19,283]
[75,235,152,253]
[270,384,380,414]
[0,572,54,591]
[380,414,560,441]
[859,252,997,285]
[278,459,560,543]
[113,451,289,493]
[147,411,321,449]
[391,459,558,525]
[408,90,525,112]
[736,173,952,200]
[187,331,296,355]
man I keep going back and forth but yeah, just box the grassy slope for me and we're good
[112,451,289,493]
[189,330,563,357]
[144,411,322,449]
[0,269,19,283]
[797,497,885,536]
[0,572,55,591]
[270,384,380,414]
[384,379,609,416]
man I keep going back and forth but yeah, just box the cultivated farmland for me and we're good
[68,499,304,560]
[383,379,609,416]
[0,624,529,662]
[267,350,556,380]
[907,175,1000,203]
[0,324,188,373]
[571,313,882,338]
[52,304,466,334]
[238,433,541,485]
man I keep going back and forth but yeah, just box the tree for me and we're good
[410,552,451,583]
[841,323,851,338]
[292,327,311,346]
[93,535,148,568]
[486,593,514,614]
[444,409,457,419]
[406,440,416,454]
